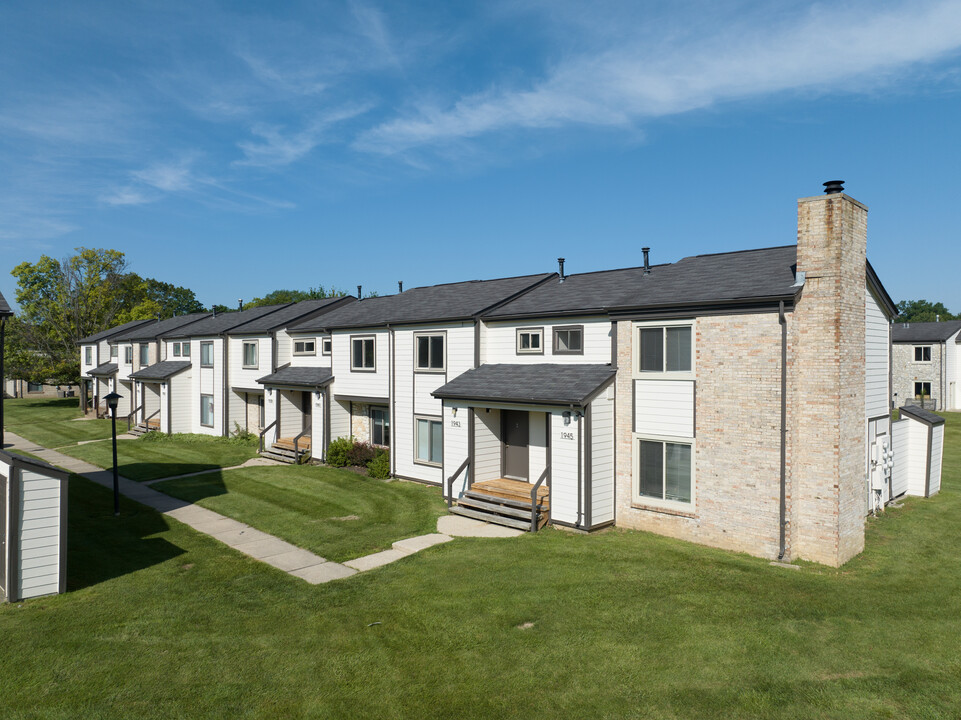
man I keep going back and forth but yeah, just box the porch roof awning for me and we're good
[433,363,616,407]
[88,362,118,377]
[257,366,333,389]
[130,360,191,381]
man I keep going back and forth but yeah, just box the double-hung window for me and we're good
[242,341,258,369]
[200,394,214,427]
[351,336,375,371]
[172,342,181,357]
[181,342,191,357]
[638,325,692,374]
[636,439,692,505]
[200,341,214,367]
[371,407,390,446]
[415,333,445,372]
[294,339,316,356]
[85,347,92,365]
[415,417,443,465]
[124,346,133,365]
[321,337,332,356]
[139,344,150,367]
[516,328,543,355]
[914,346,932,362]
[553,326,583,355]
[110,345,118,359]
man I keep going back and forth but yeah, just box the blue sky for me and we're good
[2,0,961,313]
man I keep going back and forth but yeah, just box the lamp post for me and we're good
[104,391,121,516]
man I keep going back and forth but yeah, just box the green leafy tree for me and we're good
[896,300,957,323]
[243,285,346,309]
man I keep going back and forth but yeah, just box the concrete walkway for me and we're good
[2,431,521,584]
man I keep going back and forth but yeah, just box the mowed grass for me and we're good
[154,465,448,562]
[3,396,113,447]
[2,412,961,718]
[59,432,260,481]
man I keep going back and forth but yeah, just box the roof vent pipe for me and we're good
[357,285,362,300]
[642,247,651,275]
[238,298,243,311]
[823,180,844,194]
[558,258,566,283]
[398,281,403,293]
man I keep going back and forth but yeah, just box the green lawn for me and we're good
[154,465,447,562]
[59,432,259,481]
[2,413,961,718]
[3,396,114,447]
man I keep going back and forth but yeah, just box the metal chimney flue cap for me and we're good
[823,180,845,194]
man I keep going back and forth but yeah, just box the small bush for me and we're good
[231,423,257,443]
[367,449,390,479]
[348,441,377,466]
[327,436,355,467]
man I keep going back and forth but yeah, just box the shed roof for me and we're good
[0,290,12,317]
[892,320,961,343]
[129,360,192,381]
[257,366,334,389]
[164,304,293,338]
[87,362,118,377]
[899,405,946,426]
[111,313,211,342]
[0,450,70,480]
[289,273,553,332]
[227,297,355,335]
[432,363,616,406]
[77,318,157,345]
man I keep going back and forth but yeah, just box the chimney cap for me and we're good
[823,180,845,194]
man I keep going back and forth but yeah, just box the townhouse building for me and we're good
[78,318,156,416]
[891,320,961,411]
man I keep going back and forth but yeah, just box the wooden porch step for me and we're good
[470,478,550,508]
[462,490,546,513]
[274,437,311,451]
[449,506,536,532]
[456,494,541,520]
[146,418,160,429]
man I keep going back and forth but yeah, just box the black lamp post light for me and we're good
[103,390,122,516]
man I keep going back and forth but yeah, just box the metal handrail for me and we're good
[446,458,470,508]
[127,404,143,431]
[144,409,160,430]
[530,465,550,532]
[259,419,277,453]
[293,424,311,463]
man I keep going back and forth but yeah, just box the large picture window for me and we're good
[636,439,692,505]
[638,325,692,374]
[352,336,375,371]
[415,333,445,372]
[200,394,214,427]
[371,406,390,446]
[243,341,258,369]
[200,341,214,367]
[415,417,443,465]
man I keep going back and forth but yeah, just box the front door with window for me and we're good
[502,410,529,481]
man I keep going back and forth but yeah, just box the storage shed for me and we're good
[891,405,945,499]
[1,451,69,602]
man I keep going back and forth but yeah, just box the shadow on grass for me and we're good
[67,475,187,592]
[119,462,234,483]
[151,469,230,503]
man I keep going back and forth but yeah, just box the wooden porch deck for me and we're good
[451,477,550,531]
[274,436,312,451]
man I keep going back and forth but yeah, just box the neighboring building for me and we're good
[891,320,961,411]
[77,318,157,416]
[3,380,77,399]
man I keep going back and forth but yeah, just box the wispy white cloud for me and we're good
[349,0,400,68]
[100,188,154,206]
[236,105,373,167]
[356,1,961,154]
[132,157,197,193]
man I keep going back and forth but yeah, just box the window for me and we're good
[172,342,181,357]
[371,407,390,446]
[516,328,544,354]
[638,325,692,373]
[415,333,445,371]
[915,382,932,398]
[85,347,92,365]
[351,336,375,371]
[200,341,214,367]
[110,345,118,359]
[914,346,932,362]
[181,342,190,357]
[139,344,149,367]
[415,417,443,465]
[200,394,214,427]
[27,381,43,393]
[293,339,316,356]
[636,439,692,505]
[243,341,258,368]
[124,345,133,364]
[553,326,584,355]
[321,337,332,356]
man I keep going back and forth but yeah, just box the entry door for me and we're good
[502,410,529,481]
[301,391,312,431]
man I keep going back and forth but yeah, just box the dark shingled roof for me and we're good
[164,304,293,338]
[77,318,157,345]
[289,274,553,332]
[0,290,12,317]
[112,313,211,342]
[129,361,192,381]
[433,364,616,406]
[892,320,961,343]
[88,362,118,377]
[227,297,355,335]
[257,366,333,388]
[900,405,946,426]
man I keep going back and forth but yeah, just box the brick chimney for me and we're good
[791,181,868,566]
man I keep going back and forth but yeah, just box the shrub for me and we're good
[348,441,377,467]
[367,449,390,479]
[327,436,355,467]
[231,422,257,444]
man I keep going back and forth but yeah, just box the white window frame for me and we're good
[123,345,133,365]
[200,393,214,427]
[200,341,214,368]
[632,435,696,512]
[632,320,695,380]
[242,340,259,369]
[321,337,332,356]
[85,347,92,365]
[414,415,443,466]
[914,345,932,363]
[414,332,446,373]
[293,339,316,356]
[516,327,544,355]
[110,344,118,359]
[351,335,376,372]
[553,325,584,355]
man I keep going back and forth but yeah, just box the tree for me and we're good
[114,275,206,323]
[243,285,346,309]
[896,300,957,323]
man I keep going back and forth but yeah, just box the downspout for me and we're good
[778,301,788,561]
[575,405,583,528]
[388,324,395,477]
[221,334,229,436]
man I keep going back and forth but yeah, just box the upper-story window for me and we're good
[637,324,693,375]
[200,341,214,367]
[242,341,258,369]
[553,326,584,355]
[516,328,544,355]
[139,344,150,367]
[84,347,92,365]
[914,346,932,362]
[293,339,316,356]
[321,337,332,356]
[172,342,181,357]
[110,344,118,359]
[181,342,191,357]
[351,336,375,371]
[415,333,445,372]
[124,345,133,364]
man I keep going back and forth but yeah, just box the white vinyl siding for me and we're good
[473,409,501,483]
[330,398,350,443]
[891,419,910,498]
[442,402,470,498]
[229,335,272,393]
[16,470,64,600]
[484,317,611,364]
[191,338,224,435]
[549,409,581,526]
[930,424,944,496]
[278,390,304,439]
[590,390,615,526]
[634,380,695,438]
[275,330,292,366]
[865,286,890,419]
[170,371,192,434]
[331,329,389,399]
